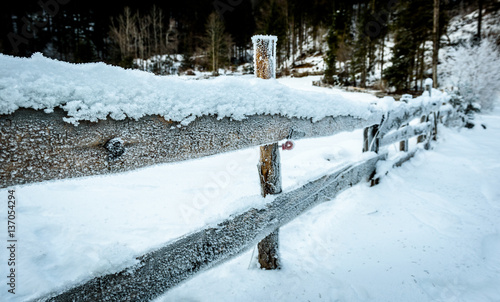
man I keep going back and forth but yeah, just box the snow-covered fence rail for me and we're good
[37,93,456,302]
[0,109,377,189]
[1,52,384,189]
[40,155,385,302]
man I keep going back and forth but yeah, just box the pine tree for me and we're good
[324,2,351,84]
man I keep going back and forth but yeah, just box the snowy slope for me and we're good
[0,53,376,125]
[446,8,500,45]
[155,103,500,302]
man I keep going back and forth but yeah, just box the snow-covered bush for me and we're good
[440,38,500,111]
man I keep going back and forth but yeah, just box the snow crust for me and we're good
[0,53,375,125]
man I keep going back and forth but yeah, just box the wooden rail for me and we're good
[0,109,381,189]
[39,155,385,302]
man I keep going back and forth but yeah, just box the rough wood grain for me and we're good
[257,143,282,269]
[1,109,377,188]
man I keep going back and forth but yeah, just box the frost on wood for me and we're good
[252,35,277,79]
[380,122,432,147]
[258,143,282,197]
[39,155,384,302]
[105,138,125,161]
[258,229,280,270]
[0,109,373,188]
[257,142,282,270]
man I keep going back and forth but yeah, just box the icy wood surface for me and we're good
[379,122,432,147]
[0,109,376,188]
[252,35,277,79]
[39,154,384,302]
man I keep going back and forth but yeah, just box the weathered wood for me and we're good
[380,121,432,148]
[252,35,282,270]
[0,109,375,189]
[363,124,380,153]
[423,113,436,150]
[39,154,385,302]
[417,115,428,144]
[399,124,409,152]
[258,143,282,197]
[258,229,280,270]
[363,124,380,186]
[252,35,277,79]
[378,102,438,138]
[257,143,282,269]
[432,112,438,141]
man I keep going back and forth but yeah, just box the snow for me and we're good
[155,102,500,302]
[1,115,365,301]
[446,8,500,45]
[0,53,376,126]
[439,38,500,111]
[1,76,498,301]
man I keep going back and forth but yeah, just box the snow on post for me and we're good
[252,35,277,79]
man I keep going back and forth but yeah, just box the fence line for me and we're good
[36,94,457,301]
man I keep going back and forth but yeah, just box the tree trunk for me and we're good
[432,0,439,88]
[478,0,483,40]
[380,36,385,80]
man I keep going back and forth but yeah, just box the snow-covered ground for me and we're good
[155,102,500,301]
[157,102,500,302]
[1,76,499,301]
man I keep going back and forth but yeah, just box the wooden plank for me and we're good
[362,124,380,153]
[399,124,409,152]
[0,109,378,188]
[379,122,432,147]
[378,103,438,138]
[39,154,385,302]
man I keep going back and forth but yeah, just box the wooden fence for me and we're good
[34,92,455,301]
[0,35,460,301]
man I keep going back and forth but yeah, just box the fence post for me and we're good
[399,124,409,152]
[363,124,380,186]
[417,115,427,145]
[253,35,281,270]
[363,124,379,153]
[432,112,438,141]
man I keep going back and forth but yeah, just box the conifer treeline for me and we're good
[1,0,497,91]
